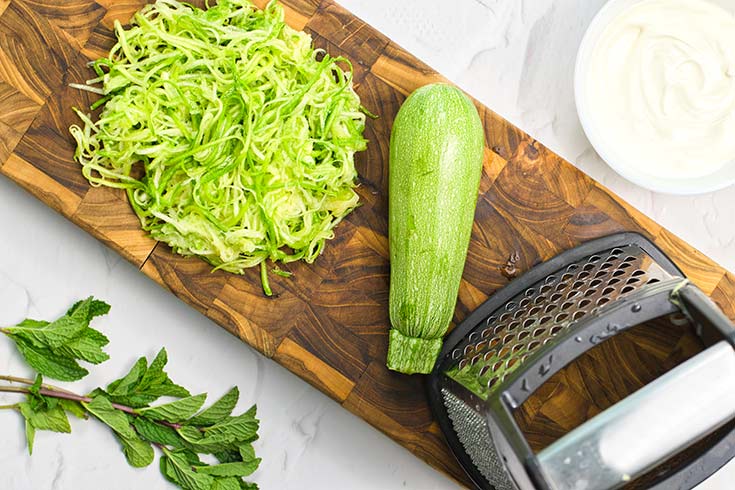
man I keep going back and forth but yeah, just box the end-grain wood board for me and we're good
[1,0,734,486]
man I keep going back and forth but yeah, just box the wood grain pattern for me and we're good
[1,1,734,487]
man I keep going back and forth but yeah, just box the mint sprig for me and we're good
[0,297,111,381]
[0,298,261,489]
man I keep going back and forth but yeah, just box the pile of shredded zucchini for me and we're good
[70,0,367,294]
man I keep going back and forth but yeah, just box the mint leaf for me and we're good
[195,460,260,477]
[59,399,87,419]
[20,404,71,433]
[84,395,136,439]
[2,297,111,380]
[10,335,88,381]
[117,433,155,468]
[238,443,256,462]
[53,328,110,364]
[133,417,186,448]
[212,477,241,490]
[24,416,35,455]
[107,357,147,396]
[138,394,207,423]
[214,450,242,464]
[203,407,259,442]
[164,450,214,490]
[105,349,190,408]
[8,297,101,348]
[67,297,111,321]
[188,387,239,427]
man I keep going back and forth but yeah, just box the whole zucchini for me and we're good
[387,83,485,374]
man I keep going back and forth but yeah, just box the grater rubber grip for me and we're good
[537,341,735,490]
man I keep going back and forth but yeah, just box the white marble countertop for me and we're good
[1,0,734,488]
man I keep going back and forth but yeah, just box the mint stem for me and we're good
[0,383,181,429]
[0,375,75,394]
[0,403,18,410]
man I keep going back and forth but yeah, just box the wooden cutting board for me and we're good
[1,0,734,486]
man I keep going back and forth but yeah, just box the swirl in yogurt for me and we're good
[587,0,735,179]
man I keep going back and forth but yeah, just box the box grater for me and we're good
[428,232,735,490]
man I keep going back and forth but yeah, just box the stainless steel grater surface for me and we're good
[428,233,735,490]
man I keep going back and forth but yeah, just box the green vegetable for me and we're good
[0,299,261,489]
[0,297,111,381]
[387,84,485,374]
[69,0,367,295]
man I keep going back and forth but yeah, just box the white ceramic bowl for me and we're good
[574,0,735,195]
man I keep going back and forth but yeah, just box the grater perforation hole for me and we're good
[479,365,490,377]
[582,263,595,272]
[513,309,527,319]
[539,315,553,325]
[594,270,608,279]
[517,331,530,341]
[469,332,479,343]
[512,343,525,354]
[499,312,511,323]
[572,310,585,321]
[523,318,536,329]
[566,290,581,300]
[612,269,626,277]
[549,293,563,303]
[503,333,515,344]
[458,359,468,370]
[482,328,493,338]
[602,286,615,296]
[519,298,531,308]
[545,275,557,284]
[632,269,646,277]
[600,262,614,270]
[476,339,488,350]
[588,255,601,263]
[507,357,519,369]
[550,325,563,335]
[489,337,501,349]
[561,273,574,282]
[539,284,553,294]
[561,301,574,311]
[555,312,569,322]
[494,324,505,335]
[621,285,636,294]
[567,264,579,272]
[589,279,603,288]
[618,262,633,269]
[506,302,517,311]
[584,288,598,297]
[451,349,461,360]
[464,344,474,355]
[498,346,511,359]
[623,255,637,263]
[471,354,482,366]
[579,298,592,308]
[647,278,661,285]
[528,340,541,350]
[533,327,546,338]
[484,350,496,361]
[611,247,625,255]
[529,306,542,316]
[486,316,497,326]
[572,280,585,290]
[607,277,622,286]
[492,361,503,372]
[544,303,558,313]
[626,277,641,285]
[597,297,611,306]
[525,288,536,296]
[555,282,569,292]
[487,377,499,390]
[508,321,521,331]
[578,271,591,280]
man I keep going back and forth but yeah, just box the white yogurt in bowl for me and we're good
[575,0,735,194]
